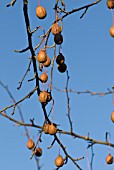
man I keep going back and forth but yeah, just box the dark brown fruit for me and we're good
[58,63,67,73]
[110,26,114,37]
[35,147,42,157]
[106,154,113,164]
[56,53,65,65]
[43,123,50,134]
[37,50,47,63]
[106,0,114,9]
[54,33,63,45]
[36,6,47,19]
[55,155,64,167]
[43,56,51,67]
[51,23,62,35]
[48,123,57,135]
[26,139,35,149]
[40,73,48,83]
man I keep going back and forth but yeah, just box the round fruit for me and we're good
[26,139,35,149]
[43,56,51,67]
[35,147,42,157]
[51,23,62,35]
[36,6,47,19]
[37,50,47,63]
[111,111,114,122]
[55,155,64,167]
[47,92,52,102]
[56,53,65,65]
[110,26,114,37]
[40,73,48,83]
[106,0,114,9]
[39,91,48,103]
[43,123,50,134]
[54,33,63,45]
[58,63,67,73]
[48,123,57,135]
[106,154,113,164]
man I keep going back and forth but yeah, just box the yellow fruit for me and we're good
[48,123,57,135]
[106,154,113,164]
[40,73,48,83]
[36,6,47,19]
[37,50,47,63]
[55,155,64,167]
[110,26,114,37]
[26,139,35,149]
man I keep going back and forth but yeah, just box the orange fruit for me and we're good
[106,154,113,164]
[55,155,64,167]
[110,25,114,37]
[40,73,48,83]
[111,111,114,122]
[26,139,35,149]
[36,6,47,19]
[37,50,47,63]
[51,23,62,35]
[43,123,50,134]
[48,123,57,135]
[43,56,51,67]
[106,0,114,9]
[39,91,48,103]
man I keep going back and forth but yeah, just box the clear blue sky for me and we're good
[0,0,114,170]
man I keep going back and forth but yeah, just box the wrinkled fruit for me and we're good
[48,123,57,135]
[40,73,48,83]
[36,6,47,19]
[43,123,50,134]
[55,155,64,167]
[37,50,47,63]
[26,139,35,149]
[43,56,51,67]
[51,23,62,35]
[106,0,114,9]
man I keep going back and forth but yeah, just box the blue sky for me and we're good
[0,0,114,170]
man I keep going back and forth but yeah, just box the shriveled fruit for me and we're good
[26,139,35,149]
[106,0,114,9]
[37,50,47,63]
[54,33,63,45]
[43,123,50,134]
[106,154,113,164]
[49,123,57,135]
[43,56,51,67]
[35,147,42,157]
[39,91,48,103]
[56,53,65,65]
[111,111,114,122]
[51,23,62,35]
[36,6,47,19]
[40,73,48,83]
[55,155,64,167]
[58,63,67,73]
[110,26,114,37]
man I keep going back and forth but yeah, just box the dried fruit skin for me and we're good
[26,139,35,149]
[40,73,48,83]
[58,63,67,73]
[51,23,62,35]
[106,154,113,164]
[36,6,47,19]
[48,124,57,135]
[39,91,48,103]
[37,50,47,63]
[55,155,64,167]
[43,56,51,67]
[56,53,65,65]
[110,26,114,37]
[106,0,114,9]
[35,147,42,157]
[54,33,63,45]
[111,111,114,122]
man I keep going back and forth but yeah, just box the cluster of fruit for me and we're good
[106,0,114,37]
